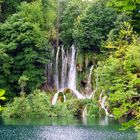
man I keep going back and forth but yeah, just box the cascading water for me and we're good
[55,47,60,90]
[68,45,77,89]
[47,45,95,105]
[61,46,68,89]
[47,46,114,117]
[53,45,77,90]
[51,89,66,105]
[84,65,94,98]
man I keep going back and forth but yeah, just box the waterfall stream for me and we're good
[55,47,60,90]
[47,45,94,105]
[53,45,77,90]
[47,46,115,117]
[68,45,77,89]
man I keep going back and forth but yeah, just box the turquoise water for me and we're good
[0,116,138,140]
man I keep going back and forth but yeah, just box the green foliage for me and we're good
[107,14,131,43]
[66,99,85,116]
[2,89,98,118]
[0,89,6,111]
[41,0,56,30]
[96,23,140,130]
[60,0,86,47]
[0,89,6,100]
[0,0,34,22]
[86,100,99,117]
[0,1,51,95]
[107,0,138,13]
[73,0,117,52]
[2,90,50,118]
[107,0,140,33]
[18,75,29,96]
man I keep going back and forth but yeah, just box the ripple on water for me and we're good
[0,126,137,140]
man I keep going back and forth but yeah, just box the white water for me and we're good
[49,45,96,105]
[70,88,85,99]
[55,47,60,90]
[52,88,85,105]
[84,65,94,98]
[61,46,65,89]
[53,45,77,90]
[51,89,66,105]
[99,91,114,117]
[82,105,87,125]
[68,45,77,89]
[61,46,68,89]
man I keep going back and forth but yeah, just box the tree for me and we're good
[107,0,140,33]
[96,22,140,131]
[0,1,51,96]
[60,0,86,47]
[73,0,117,52]
[0,0,34,22]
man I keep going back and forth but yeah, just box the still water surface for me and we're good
[0,116,138,140]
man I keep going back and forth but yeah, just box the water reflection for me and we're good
[1,116,80,126]
[0,116,138,140]
[99,116,109,126]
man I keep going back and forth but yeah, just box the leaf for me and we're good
[135,78,140,84]
[0,89,5,97]
[0,97,6,101]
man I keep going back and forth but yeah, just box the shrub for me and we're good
[2,90,50,118]
[2,90,99,118]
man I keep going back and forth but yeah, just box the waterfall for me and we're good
[82,105,87,125]
[70,88,85,99]
[61,46,68,89]
[52,88,85,105]
[85,65,94,98]
[48,45,96,104]
[54,45,77,90]
[47,63,51,85]
[99,90,114,117]
[55,47,60,90]
[68,45,77,89]
[87,65,94,86]
[51,89,66,105]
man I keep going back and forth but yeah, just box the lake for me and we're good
[0,116,138,140]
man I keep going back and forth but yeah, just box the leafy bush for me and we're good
[2,90,50,118]
[96,23,140,131]
[86,100,99,117]
[2,90,99,118]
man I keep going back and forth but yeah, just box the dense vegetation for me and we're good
[0,0,140,135]
[2,90,98,118]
